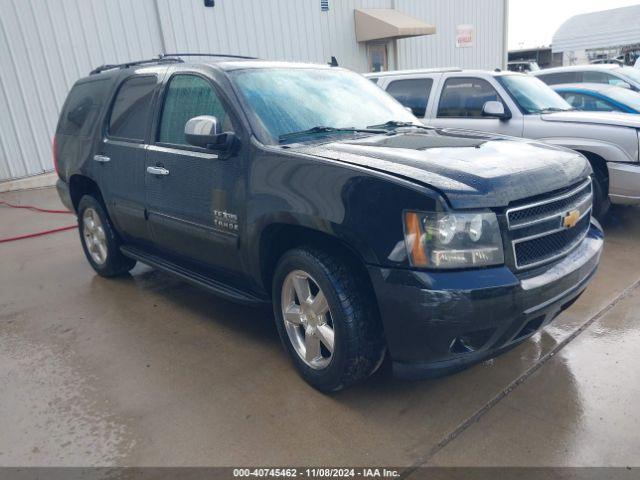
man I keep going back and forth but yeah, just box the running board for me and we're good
[120,245,268,306]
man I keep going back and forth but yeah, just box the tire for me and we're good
[591,171,610,220]
[272,247,385,392]
[77,195,136,277]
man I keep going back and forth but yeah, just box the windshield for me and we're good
[230,68,418,144]
[620,66,640,85]
[606,86,640,111]
[498,74,573,114]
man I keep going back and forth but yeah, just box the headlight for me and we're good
[403,211,504,269]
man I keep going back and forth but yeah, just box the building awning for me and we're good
[354,9,436,43]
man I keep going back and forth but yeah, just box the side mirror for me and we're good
[482,101,511,120]
[184,115,236,151]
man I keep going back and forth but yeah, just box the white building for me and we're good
[552,5,640,66]
[0,0,508,181]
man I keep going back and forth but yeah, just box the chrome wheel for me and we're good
[281,270,335,370]
[82,207,107,265]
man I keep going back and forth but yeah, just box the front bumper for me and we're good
[368,221,604,380]
[608,162,640,205]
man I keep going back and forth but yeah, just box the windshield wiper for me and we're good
[366,120,433,131]
[278,126,384,143]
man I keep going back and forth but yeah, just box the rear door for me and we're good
[145,72,245,276]
[429,75,524,137]
[97,74,160,243]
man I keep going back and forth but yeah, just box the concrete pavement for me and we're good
[0,187,639,468]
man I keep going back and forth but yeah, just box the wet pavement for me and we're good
[0,187,639,468]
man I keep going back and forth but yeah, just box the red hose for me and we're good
[0,201,74,214]
[0,201,77,243]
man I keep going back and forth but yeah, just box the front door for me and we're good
[428,76,524,137]
[97,74,159,243]
[145,73,244,277]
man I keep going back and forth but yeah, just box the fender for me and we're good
[536,137,636,164]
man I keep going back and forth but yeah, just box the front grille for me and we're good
[507,178,593,270]
[508,180,592,228]
[514,214,590,268]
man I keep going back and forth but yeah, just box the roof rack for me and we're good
[160,53,258,60]
[89,56,183,75]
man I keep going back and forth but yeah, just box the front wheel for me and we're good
[272,247,385,392]
[591,171,610,220]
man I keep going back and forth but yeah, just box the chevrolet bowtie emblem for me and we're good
[563,209,580,229]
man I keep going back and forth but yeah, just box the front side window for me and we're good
[108,76,157,141]
[158,75,232,146]
[437,78,503,118]
[559,92,621,112]
[498,75,572,114]
[386,78,433,117]
[582,71,621,85]
[230,68,417,145]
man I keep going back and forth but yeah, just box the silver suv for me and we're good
[368,68,640,217]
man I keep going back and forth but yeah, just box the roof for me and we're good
[531,64,622,75]
[364,68,522,79]
[552,5,640,53]
[354,9,436,43]
[363,67,462,78]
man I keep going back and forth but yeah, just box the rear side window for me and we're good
[537,72,579,85]
[158,74,232,146]
[437,78,503,118]
[386,78,433,117]
[57,79,110,136]
[108,75,157,141]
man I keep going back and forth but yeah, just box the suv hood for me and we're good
[296,129,590,209]
[541,110,640,128]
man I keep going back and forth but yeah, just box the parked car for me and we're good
[368,68,640,217]
[532,64,640,91]
[552,83,640,114]
[55,56,603,392]
[507,60,540,73]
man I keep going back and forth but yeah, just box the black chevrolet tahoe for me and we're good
[54,55,604,392]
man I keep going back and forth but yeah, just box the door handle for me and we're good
[93,154,111,163]
[147,166,170,176]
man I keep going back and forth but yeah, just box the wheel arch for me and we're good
[257,223,375,298]
[69,174,105,212]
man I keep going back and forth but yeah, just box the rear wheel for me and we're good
[272,247,385,392]
[77,195,136,277]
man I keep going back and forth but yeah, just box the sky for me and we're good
[509,0,640,50]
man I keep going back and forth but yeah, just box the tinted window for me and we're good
[437,78,503,118]
[158,75,232,146]
[58,79,110,136]
[559,92,621,112]
[537,72,579,85]
[108,76,157,141]
[386,78,433,117]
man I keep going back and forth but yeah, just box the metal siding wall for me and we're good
[0,0,163,181]
[396,0,505,70]
[155,0,392,74]
[0,0,505,181]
